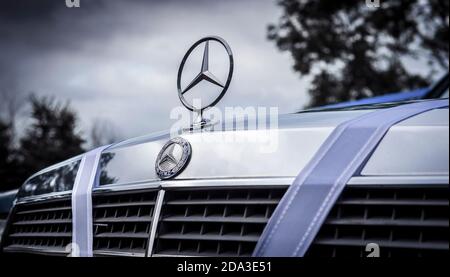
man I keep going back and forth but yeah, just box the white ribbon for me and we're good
[71,145,110,257]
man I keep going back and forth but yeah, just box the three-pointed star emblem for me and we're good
[177,36,233,112]
[159,143,181,169]
[155,137,192,179]
[181,41,225,94]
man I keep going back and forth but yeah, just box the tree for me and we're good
[0,89,27,142]
[268,0,449,107]
[0,89,27,191]
[19,95,85,179]
[0,120,23,191]
[0,121,11,168]
[90,118,121,148]
[98,152,118,186]
[0,121,13,189]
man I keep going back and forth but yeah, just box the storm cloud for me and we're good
[0,0,308,146]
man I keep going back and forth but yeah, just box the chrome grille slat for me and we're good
[95,232,150,239]
[307,185,449,257]
[92,250,146,257]
[92,190,158,256]
[336,199,448,207]
[158,233,261,242]
[94,201,156,209]
[165,199,280,205]
[9,232,72,238]
[4,180,446,257]
[313,238,448,250]
[154,251,241,257]
[153,187,288,257]
[3,245,71,255]
[15,206,72,215]
[2,197,72,256]
[94,216,153,223]
[161,215,269,224]
[12,219,72,225]
[325,218,449,228]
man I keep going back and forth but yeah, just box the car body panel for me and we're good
[361,108,449,176]
[98,110,373,186]
[12,103,449,201]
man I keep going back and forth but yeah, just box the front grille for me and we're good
[153,187,287,257]
[92,190,158,257]
[2,197,72,256]
[307,185,449,257]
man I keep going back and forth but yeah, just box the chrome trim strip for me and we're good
[348,175,449,185]
[82,175,450,198]
[93,250,145,257]
[24,155,83,182]
[94,177,294,193]
[152,254,201,258]
[17,175,449,203]
[17,157,83,201]
[16,191,72,205]
[16,174,450,204]
[3,245,69,256]
[159,177,294,189]
[93,182,160,193]
[147,189,165,257]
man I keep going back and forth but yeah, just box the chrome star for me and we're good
[155,137,192,179]
[177,36,234,112]
[182,41,225,94]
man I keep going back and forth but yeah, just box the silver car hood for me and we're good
[98,108,448,186]
[17,105,448,199]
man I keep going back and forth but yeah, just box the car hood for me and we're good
[17,102,448,198]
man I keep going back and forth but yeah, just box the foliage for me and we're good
[18,95,85,179]
[0,95,86,190]
[0,121,24,191]
[268,0,449,107]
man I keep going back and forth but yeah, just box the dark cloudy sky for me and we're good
[2,0,437,147]
[1,0,312,146]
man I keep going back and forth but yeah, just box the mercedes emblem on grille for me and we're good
[155,137,192,179]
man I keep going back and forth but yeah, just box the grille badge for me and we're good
[155,137,191,179]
